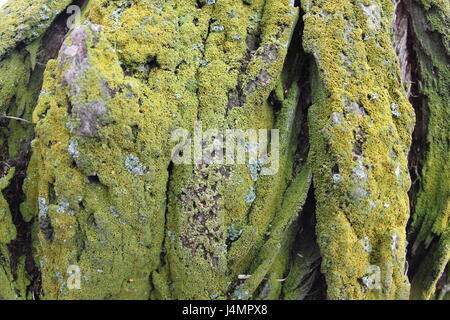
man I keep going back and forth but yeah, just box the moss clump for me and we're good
[0,167,17,243]
[26,18,180,298]
[0,167,28,300]
[24,0,304,299]
[302,0,415,299]
[148,0,303,299]
[0,0,72,59]
[2,0,445,300]
[405,0,449,299]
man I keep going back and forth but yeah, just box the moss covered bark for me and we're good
[302,0,417,300]
[0,0,448,300]
[400,0,449,300]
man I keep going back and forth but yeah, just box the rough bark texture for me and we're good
[0,0,448,300]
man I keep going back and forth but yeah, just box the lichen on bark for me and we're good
[302,0,414,299]
[396,0,449,300]
[0,0,448,300]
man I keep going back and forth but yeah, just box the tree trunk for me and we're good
[0,0,447,300]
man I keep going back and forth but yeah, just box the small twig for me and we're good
[238,274,288,282]
[1,115,31,123]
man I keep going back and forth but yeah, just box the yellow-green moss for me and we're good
[155,0,302,299]
[407,0,449,299]
[0,0,72,59]
[0,167,16,243]
[5,0,443,300]
[0,167,25,300]
[27,19,177,298]
[25,0,305,300]
[302,0,415,299]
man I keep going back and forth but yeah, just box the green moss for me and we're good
[27,20,177,299]
[0,0,72,59]
[0,166,16,304]
[407,0,449,299]
[0,167,16,244]
[282,215,321,300]
[238,165,312,299]
[411,231,449,299]
[25,0,305,299]
[4,0,442,300]
[24,0,296,299]
[145,0,302,299]
[303,0,414,299]
[0,167,28,300]
[0,38,43,160]
[0,2,62,300]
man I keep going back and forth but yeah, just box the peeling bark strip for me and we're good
[0,0,447,300]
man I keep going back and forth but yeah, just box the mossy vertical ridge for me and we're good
[302,0,415,299]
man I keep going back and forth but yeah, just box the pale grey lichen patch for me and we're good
[66,121,75,133]
[167,231,176,241]
[68,139,79,159]
[361,4,381,32]
[245,187,256,203]
[198,59,209,67]
[125,154,147,176]
[391,233,399,251]
[361,265,381,291]
[361,236,372,253]
[109,206,120,218]
[38,197,53,242]
[369,93,379,101]
[57,197,69,213]
[110,8,126,30]
[333,173,341,184]
[245,141,258,154]
[234,284,250,300]
[361,275,372,290]
[391,103,401,118]
[395,163,401,177]
[331,112,343,126]
[227,224,242,242]
[350,187,368,200]
[249,161,261,182]
[212,25,224,32]
[38,197,48,218]
[352,160,368,181]
[228,10,237,18]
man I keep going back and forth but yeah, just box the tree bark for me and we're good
[0,0,448,300]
